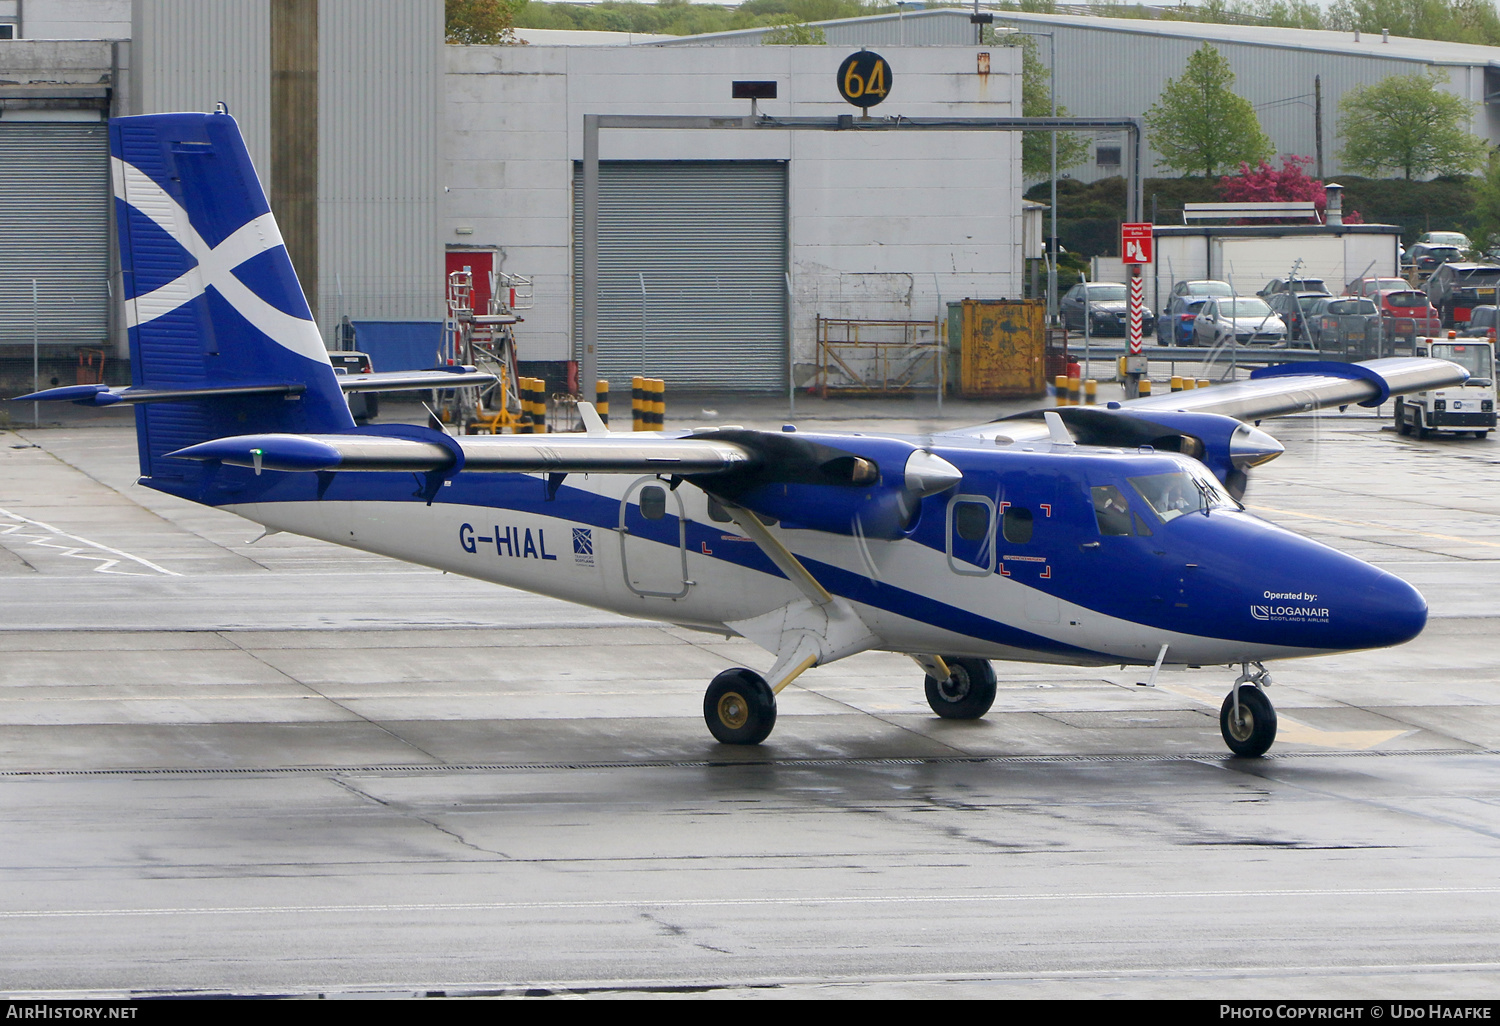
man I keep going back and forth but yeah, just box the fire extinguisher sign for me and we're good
[1122,223,1154,264]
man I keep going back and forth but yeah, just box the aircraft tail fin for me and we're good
[111,110,354,498]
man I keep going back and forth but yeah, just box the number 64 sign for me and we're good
[837,51,892,109]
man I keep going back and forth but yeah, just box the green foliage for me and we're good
[1337,71,1487,180]
[446,0,529,44]
[1145,43,1273,177]
[1325,0,1500,45]
[511,1,895,37]
[762,21,828,44]
[1473,154,1500,252]
[1001,35,1089,178]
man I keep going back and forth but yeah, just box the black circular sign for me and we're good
[837,51,892,109]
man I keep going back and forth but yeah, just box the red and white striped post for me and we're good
[1121,223,1154,399]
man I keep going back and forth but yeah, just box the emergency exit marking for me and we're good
[837,51,892,108]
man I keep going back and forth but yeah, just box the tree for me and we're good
[1145,43,1273,177]
[1471,151,1500,252]
[446,0,529,44]
[761,21,827,44]
[1003,35,1088,179]
[1337,71,1487,180]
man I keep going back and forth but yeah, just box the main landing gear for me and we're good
[1220,662,1278,757]
[922,657,997,720]
[703,667,777,745]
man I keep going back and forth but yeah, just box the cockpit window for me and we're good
[1091,485,1133,536]
[1129,470,1236,522]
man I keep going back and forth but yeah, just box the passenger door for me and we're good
[619,478,689,598]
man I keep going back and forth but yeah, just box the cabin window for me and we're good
[1002,506,1034,544]
[954,501,990,541]
[706,495,733,523]
[1091,485,1133,536]
[639,485,667,520]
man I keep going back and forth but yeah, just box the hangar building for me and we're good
[0,0,1027,395]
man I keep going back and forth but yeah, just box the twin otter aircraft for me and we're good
[20,112,1466,757]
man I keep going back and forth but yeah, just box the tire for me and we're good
[704,668,776,745]
[924,657,998,720]
[1395,399,1410,436]
[1219,685,1277,757]
[1475,431,1489,440]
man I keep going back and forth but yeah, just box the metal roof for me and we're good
[650,7,1500,67]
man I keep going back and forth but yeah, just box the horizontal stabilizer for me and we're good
[166,431,756,475]
[337,367,498,393]
[13,382,305,406]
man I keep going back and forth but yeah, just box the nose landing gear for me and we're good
[1220,662,1277,757]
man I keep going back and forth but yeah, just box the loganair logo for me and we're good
[112,156,328,365]
[1251,591,1329,623]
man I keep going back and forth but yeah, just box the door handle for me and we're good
[1079,541,1100,550]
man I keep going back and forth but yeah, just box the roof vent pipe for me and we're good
[1354,28,1360,41]
[1325,183,1344,226]
[1382,27,1389,42]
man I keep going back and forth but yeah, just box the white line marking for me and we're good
[3,885,1497,920]
[0,508,180,577]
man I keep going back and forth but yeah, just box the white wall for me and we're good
[446,43,1024,372]
[15,0,130,39]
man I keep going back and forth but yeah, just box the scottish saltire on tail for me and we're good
[13,110,1470,757]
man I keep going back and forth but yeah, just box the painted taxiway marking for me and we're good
[1250,504,1500,550]
[0,507,180,577]
[3,885,1498,920]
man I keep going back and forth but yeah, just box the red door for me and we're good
[445,250,495,315]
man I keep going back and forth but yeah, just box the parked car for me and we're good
[1345,276,1408,299]
[1059,282,1156,337]
[1266,290,1329,344]
[1311,297,1380,352]
[1423,263,1500,327]
[1193,296,1289,346]
[1377,288,1442,340]
[1158,295,1211,346]
[1259,277,1328,297]
[1170,279,1233,299]
[1459,305,1499,338]
[1405,243,1465,276]
[1414,230,1471,252]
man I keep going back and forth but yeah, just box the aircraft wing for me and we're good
[942,357,1468,442]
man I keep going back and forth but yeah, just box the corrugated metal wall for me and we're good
[318,0,444,338]
[129,0,442,345]
[130,0,270,172]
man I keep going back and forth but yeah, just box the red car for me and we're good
[1346,277,1408,299]
[1377,289,1441,339]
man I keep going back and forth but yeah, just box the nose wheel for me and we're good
[704,667,777,745]
[1219,663,1277,757]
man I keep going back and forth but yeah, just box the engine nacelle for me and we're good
[1053,406,1282,499]
[687,430,962,538]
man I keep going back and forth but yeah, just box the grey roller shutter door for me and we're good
[574,161,787,392]
[0,122,110,348]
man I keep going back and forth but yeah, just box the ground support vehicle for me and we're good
[1394,337,1496,439]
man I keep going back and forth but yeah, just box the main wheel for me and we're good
[924,657,997,720]
[1219,685,1277,757]
[1394,399,1411,436]
[704,668,776,745]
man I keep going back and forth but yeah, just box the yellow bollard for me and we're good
[632,375,645,431]
[1197,378,1210,390]
[1170,375,1183,392]
[518,377,533,433]
[1181,378,1197,390]
[1055,375,1069,406]
[1116,356,1127,383]
[1139,378,1152,397]
[1084,379,1097,405]
[595,379,609,427]
[1067,374,1081,406]
[655,378,666,430]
